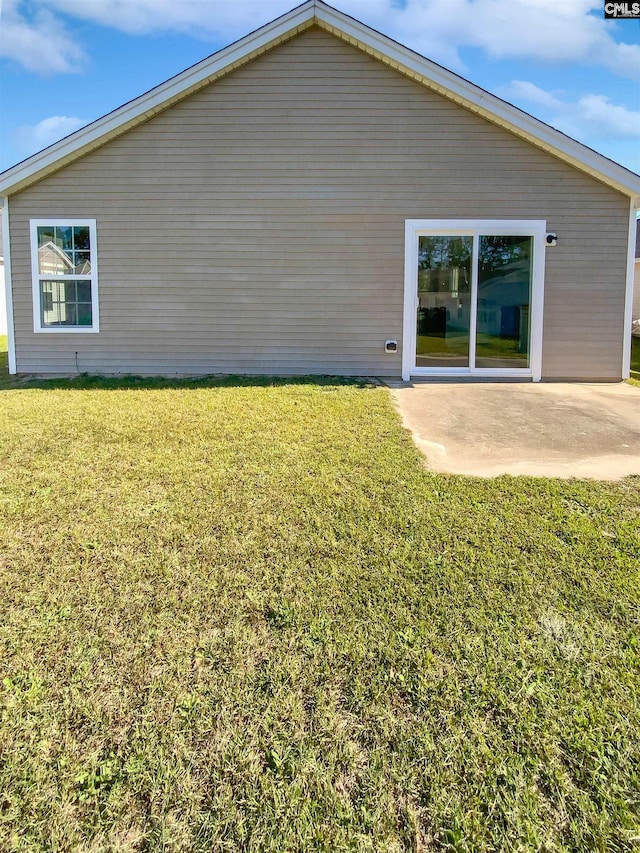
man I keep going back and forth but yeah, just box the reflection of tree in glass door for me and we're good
[416,236,472,367]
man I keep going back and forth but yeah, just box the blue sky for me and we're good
[1,0,639,176]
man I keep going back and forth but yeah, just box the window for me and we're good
[30,220,99,332]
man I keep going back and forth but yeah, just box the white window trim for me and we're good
[30,218,99,333]
[402,219,546,382]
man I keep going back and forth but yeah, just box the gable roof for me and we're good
[1,0,640,199]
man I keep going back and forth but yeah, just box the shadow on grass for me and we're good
[0,354,373,394]
[1,374,376,392]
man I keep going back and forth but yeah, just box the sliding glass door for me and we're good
[403,220,544,381]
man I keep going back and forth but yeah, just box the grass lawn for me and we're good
[0,335,7,379]
[630,335,640,386]
[0,342,639,852]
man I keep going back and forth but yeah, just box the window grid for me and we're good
[40,280,93,327]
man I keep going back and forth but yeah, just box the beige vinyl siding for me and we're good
[8,26,630,378]
[634,261,640,323]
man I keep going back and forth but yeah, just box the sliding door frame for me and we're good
[402,219,546,382]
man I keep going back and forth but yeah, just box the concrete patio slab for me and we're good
[388,381,640,479]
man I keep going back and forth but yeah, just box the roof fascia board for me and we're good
[314,2,640,197]
[0,0,317,196]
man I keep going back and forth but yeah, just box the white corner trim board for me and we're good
[0,1,639,199]
[2,198,16,374]
[622,199,639,379]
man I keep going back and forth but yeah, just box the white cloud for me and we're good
[385,0,640,79]
[0,0,85,74]
[574,94,640,138]
[5,0,639,80]
[501,81,564,113]
[40,0,394,38]
[13,115,87,154]
[34,0,293,38]
[500,81,640,141]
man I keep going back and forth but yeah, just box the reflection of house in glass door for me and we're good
[403,220,546,381]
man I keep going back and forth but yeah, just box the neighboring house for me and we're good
[634,219,640,334]
[0,0,639,381]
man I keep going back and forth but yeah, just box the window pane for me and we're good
[74,226,90,250]
[73,252,91,274]
[40,279,92,327]
[76,280,92,302]
[475,236,531,369]
[77,303,93,326]
[37,226,54,248]
[416,236,473,367]
[55,226,73,250]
